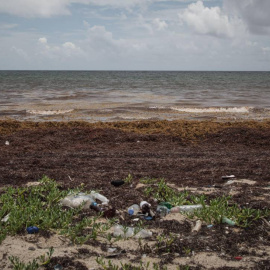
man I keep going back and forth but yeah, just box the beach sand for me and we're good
[0,120,270,269]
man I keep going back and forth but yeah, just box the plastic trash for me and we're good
[27,226,39,234]
[222,216,235,226]
[113,225,152,239]
[159,202,173,209]
[54,264,63,270]
[90,202,101,212]
[1,213,10,222]
[5,141,9,146]
[234,256,242,260]
[140,201,151,214]
[90,191,109,205]
[192,220,202,233]
[222,175,235,180]
[156,205,170,217]
[224,180,235,186]
[128,204,140,215]
[60,193,96,209]
[170,204,203,213]
[111,180,125,187]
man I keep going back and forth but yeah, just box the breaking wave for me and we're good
[26,109,74,115]
[170,107,251,113]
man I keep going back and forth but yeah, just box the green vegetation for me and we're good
[141,178,270,227]
[0,176,115,244]
[96,257,170,270]
[9,247,54,270]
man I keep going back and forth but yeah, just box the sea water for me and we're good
[0,70,269,121]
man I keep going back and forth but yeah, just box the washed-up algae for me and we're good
[1,119,270,142]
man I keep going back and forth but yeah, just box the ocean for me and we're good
[0,70,270,122]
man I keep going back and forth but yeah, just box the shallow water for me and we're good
[0,70,270,121]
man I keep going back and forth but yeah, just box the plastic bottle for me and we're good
[156,205,170,217]
[127,204,140,215]
[90,202,101,212]
[90,191,109,205]
[170,204,203,213]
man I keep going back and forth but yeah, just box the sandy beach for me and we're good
[0,119,269,269]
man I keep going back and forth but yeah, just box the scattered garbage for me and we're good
[1,213,10,222]
[234,256,242,261]
[222,217,236,226]
[111,180,125,187]
[90,191,109,205]
[60,193,96,209]
[54,264,63,270]
[60,191,109,209]
[192,220,202,233]
[113,225,152,239]
[156,205,170,217]
[170,204,203,213]
[27,226,39,234]
[159,202,172,209]
[144,216,153,220]
[90,202,101,212]
[207,224,214,228]
[224,180,235,186]
[222,175,235,180]
[5,141,9,145]
[107,247,117,253]
[128,204,140,215]
[140,201,155,217]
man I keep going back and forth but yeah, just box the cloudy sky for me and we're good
[0,0,270,70]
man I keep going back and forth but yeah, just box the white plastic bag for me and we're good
[60,193,95,209]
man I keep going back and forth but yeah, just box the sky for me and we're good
[0,0,270,71]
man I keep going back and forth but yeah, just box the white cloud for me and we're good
[0,0,71,18]
[38,37,48,44]
[179,1,244,38]
[37,37,82,59]
[11,46,28,59]
[0,0,153,18]
[262,47,270,54]
[63,42,76,49]
[152,18,168,31]
[224,0,270,35]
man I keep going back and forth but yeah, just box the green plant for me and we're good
[0,176,115,244]
[8,247,54,270]
[38,247,54,265]
[96,257,167,270]
[142,177,269,228]
[124,174,133,184]
[155,233,177,253]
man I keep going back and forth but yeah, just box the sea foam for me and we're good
[26,109,73,115]
[170,107,251,113]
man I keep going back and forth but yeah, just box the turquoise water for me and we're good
[0,71,270,121]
